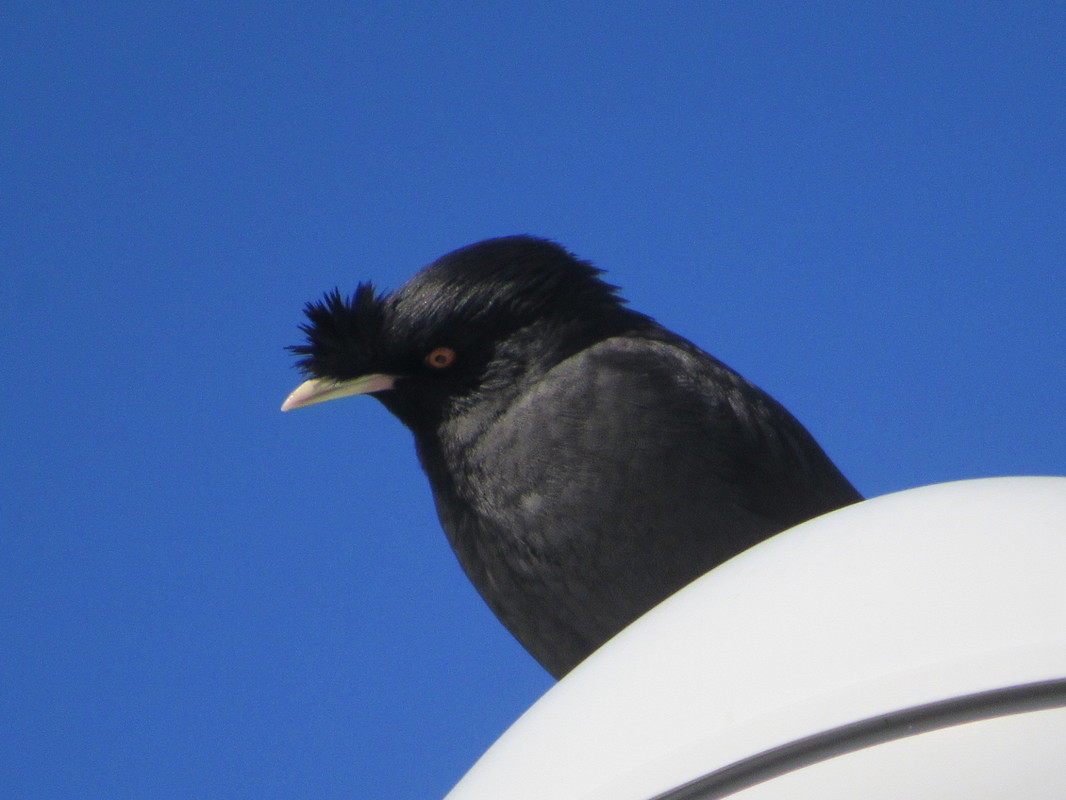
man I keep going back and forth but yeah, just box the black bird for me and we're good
[282,236,862,678]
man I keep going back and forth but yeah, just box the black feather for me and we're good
[289,284,385,379]
[285,235,862,677]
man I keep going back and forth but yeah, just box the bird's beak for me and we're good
[280,374,397,412]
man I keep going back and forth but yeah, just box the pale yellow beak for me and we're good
[280,374,397,412]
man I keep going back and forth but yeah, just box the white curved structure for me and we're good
[445,477,1066,799]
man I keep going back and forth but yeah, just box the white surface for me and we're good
[444,477,1066,800]
[731,706,1066,800]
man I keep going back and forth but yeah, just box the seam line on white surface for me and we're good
[650,677,1066,800]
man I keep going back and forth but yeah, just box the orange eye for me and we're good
[425,346,456,369]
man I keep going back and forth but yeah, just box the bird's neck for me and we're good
[409,315,657,515]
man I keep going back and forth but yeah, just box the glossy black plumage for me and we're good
[285,236,862,678]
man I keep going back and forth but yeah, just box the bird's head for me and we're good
[281,235,649,431]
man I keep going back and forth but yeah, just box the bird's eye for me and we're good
[425,346,457,369]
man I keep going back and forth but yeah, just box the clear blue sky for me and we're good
[3,3,1063,798]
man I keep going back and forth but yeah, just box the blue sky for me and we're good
[3,2,1063,798]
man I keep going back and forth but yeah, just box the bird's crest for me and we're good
[288,284,387,379]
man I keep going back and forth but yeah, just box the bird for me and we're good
[282,235,862,678]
